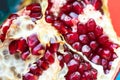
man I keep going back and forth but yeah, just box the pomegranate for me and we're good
[0,0,120,80]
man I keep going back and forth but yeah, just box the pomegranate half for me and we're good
[0,0,120,80]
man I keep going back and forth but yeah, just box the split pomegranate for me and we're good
[0,0,120,80]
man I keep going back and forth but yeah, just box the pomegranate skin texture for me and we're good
[0,0,120,80]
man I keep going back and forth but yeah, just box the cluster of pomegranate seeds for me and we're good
[46,0,119,74]
[57,48,98,80]
[23,42,59,80]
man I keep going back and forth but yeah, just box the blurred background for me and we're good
[0,0,119,80]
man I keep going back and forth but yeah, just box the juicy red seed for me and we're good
[60,14,73,26]
[58,55,64,68]
[84,62,91,70]
[65,33,79,44]
[92,0,102,10]
[69,72,81,80]
[29,65,42,75]
[84,71,92,78]
[86,19,96,32]
[69,12,78,19]
[72,42,82,51]
[0,34,5,42]
[67,59,79,73]
[78,63,85,73]
[17,38,28,52]
[87,32,96,40]
[21,51,30,60]
[72,1,83,14]
[90,41,98,50]
[27,34,39,48]
[45,15,54,23]
[101,49,112,60]
[98,35,109,44]
[2,26,9,34]
[91,55,101,64]
[9,40,18,54]
[48,43,59,53]
[101,59,108,69]
[32,43,45,55]
[82,45,91,56]
[94,26,103,37]
[44,50,54,64]
[37,60,49,70]
[108,61,112,70]
[8,14,19,19]
[90,69,97,79]
[60,4,72,13]
[79,34,89,44]
[77,23,87,34]
[73,54,81,63]
[112,53,118,60]
[29,12,41,19]
[64,52,72,63]
[23,73,36,80]
[26,3,40,10]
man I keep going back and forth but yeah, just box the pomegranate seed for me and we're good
[78,63,85,73]
[37,60,49,70]
[64,52,72,63]
[44,50,54,64]
[92,0,102,10]
[77,23,87,34]
[98,35,109,44]
[65,33,79,44]
[90,69,97,79]
[17,38,29,52]
[79,34,89,44]
[27,34,39,48]
[49,43,59,53]
[8,14,19,19]
[67,59,79,73]
[84,62,92,70]
[21,51,30,60]
[94,26,103,37]
[45,15,54,23]
[0,34,5,42]
[58,55,64,68]
[73,54,82,63]
[2,26,9,34]
[23,73,37,80]
[69,72,81,80]
[32,43,45,55]
[84,71,92,78]
[91,55,101,64]
[9,40,18,54]
[101,59,108,69]
[72,1,83,14]
[72,42,82,51]
[61,4,72,14]
[26,3,40,10]
[86,19,96,32]
[60,14,73,26]
[29,65,42,75]
[101,49,112,60]
[90,41,98,50]
[82,45,91,56]
[112,53,118,60]
[69,12,78,19]
[87,32,96,40]
[108,61,112,70]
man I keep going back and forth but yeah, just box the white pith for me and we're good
[0,0,120,80]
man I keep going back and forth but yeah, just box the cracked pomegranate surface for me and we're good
[0,0,120,80]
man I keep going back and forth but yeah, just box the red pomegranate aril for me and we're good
[112,53,118,60]
[92,0,102,10]
[84,62,92,70]
[73,54,82,63]
[48,43,59,53]
[60,4,72,14]
[65,33,79,44]
[44,50,54,64]
[90,41,98,50]
[98,35,109,44]
[37,60,49,70]
[8,14,19,19]
[30,12,41,19]
[72,1,83,14]
[21,51,30,60]
[91,55,101,64]
[27,34,39,48]
[23,73,37,80]
[82,45,91,56]
[32,43,45,55]
[64,52,72,63]
[17,38,28,52]
[58,55,64,68]
[29,65,42,76]
[77,23,87,34]
[78,63,85,73]
[0,34,5,42]
[108,61,112,70]
[60,14,73,26]
[72,42,82,51]
[86,19,96,32]
[67,59,79,73]
[101,49,112,60]
[101,59,108,69]
[45,15,54,23]
[90,69,98,79]
[26,3,40,11]
[87,32,96,40]
[94,26,103,37]
[9,40,18,54]
[2,26,9,34]
[69,71,81,80]
[84,71,92,79]
[79,34,89,44]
